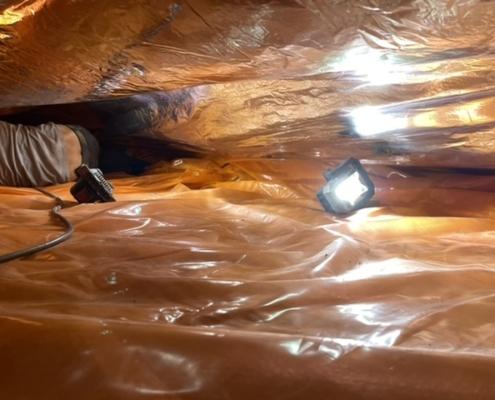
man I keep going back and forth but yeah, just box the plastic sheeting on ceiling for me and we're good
[2,1,495,399]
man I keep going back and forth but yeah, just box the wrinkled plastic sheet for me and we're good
[3,0,495,399]
[4,0,495,165]
[2,159,495,399]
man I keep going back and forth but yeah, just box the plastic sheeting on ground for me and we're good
[1,159,495,399]
[3,0,495,399]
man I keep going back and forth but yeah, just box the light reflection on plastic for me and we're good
[317,342,343,360]
[347,207,379,225]
[0,10,23,26]
[115,348,202,395]
[334,172,367,206]
[0,1,46,26]
[332,46,407,86]
[336,304,403,345]
[115,204,143,216]
[349,106,408,137]
[264,291,303,307]
[410,109,438,128]
[335,258,428,283]
[280,339,315,356]
[451,101,483,125]
[337,303,382,326]
[369,329,402,347]
[263,307,300,322]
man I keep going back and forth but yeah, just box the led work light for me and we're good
[317,158,375,214]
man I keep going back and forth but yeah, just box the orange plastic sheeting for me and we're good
[149,80,495,167]
[3,0,495,398]
[0,159,495,398]
[4,1,495,167]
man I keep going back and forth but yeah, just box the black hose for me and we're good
[0,188,74,264]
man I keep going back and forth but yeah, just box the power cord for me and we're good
[0,188,74,264]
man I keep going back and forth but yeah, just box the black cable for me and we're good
[0,188,74,264]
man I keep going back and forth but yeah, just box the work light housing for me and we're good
[317,158,375,214]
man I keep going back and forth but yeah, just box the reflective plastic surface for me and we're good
[2,0,495,398]
[4,1,495,166]
[1,159,495,399]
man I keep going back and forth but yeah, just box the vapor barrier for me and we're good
[2,1,495,398]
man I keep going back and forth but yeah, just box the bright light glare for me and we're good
[452,101,482,125]
[331,46,406,86]
[334,172,367,206]
[350,106,407,137]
